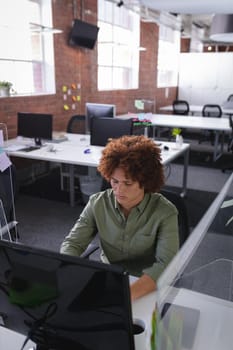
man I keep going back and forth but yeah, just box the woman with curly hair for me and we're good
[60,135,179,300]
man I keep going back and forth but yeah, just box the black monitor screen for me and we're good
[90,117,133,146]
[0,240,135,350]
[17,112,53,146]
[85,103,116,134]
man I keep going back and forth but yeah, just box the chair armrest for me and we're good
[80,242,99,259]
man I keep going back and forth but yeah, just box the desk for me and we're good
[160,104,233,117]
[118,113,231,161]
[5,133,190,206]
[150,114,230,161]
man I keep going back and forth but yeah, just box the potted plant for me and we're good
[172,128,183,148]
[0,81,12,97]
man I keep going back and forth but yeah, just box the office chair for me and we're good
[67,114,86,134]
[0,164,18,241]
[60,115,87,191]
[227,94,233,102]
[80,185,190,260]
[172,100,190,115]
[222,115,233,173]
[199,104,222,145]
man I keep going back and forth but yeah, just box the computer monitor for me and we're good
[17,112,53,146]
[0,240,135,350]
[85,103,116,134]
[90,117,133,146]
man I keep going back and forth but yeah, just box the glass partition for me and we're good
[154,172,233,350]
[0,123,18,241]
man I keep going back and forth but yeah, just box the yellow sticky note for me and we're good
[62,85,67,93]
[77,95,81,101]
[63,104,69,111]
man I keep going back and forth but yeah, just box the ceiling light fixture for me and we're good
[210,14,233,42]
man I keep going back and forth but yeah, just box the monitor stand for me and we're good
[34,137,42,147]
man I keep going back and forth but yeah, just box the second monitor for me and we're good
[85,103,116,134]
[90,117,133,146]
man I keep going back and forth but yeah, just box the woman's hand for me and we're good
[130,274,156,301]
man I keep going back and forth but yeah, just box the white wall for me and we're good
[178,52,233,106]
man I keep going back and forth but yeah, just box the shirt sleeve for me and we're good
[60,196,98,256]
[143,201,179,281]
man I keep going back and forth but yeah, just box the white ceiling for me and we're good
[139,0,233,14]
[114,0,233,44]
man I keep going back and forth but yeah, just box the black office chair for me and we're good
[0,164,18,240]
[172,100,190,115]
[80,185,190,260]
[222,115,233,173]
[60,115,87,191]
[67,114,86,134]
[199,104,222,145]
[160,189,190,247]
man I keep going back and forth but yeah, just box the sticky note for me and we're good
[62,85,67,93]
[0,152,11,172]
[63,104,69,111]
[134,100,144,110]
[0,130,3,147]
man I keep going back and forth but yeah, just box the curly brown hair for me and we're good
[97,135,165,193]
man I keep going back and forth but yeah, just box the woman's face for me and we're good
[110,167,144,209]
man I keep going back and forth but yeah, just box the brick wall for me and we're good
[0,0,177,139]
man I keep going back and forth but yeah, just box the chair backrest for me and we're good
[160,189,190,247]
[90,117,133,146]
[202,104,222,118]
[228,115,233,152]
[172,100,190,115]
[227,94,233,102]
[67,115,86,134]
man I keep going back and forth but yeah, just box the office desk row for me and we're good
[5,133,190,206]
[118,113,231,161]
[160,104,233,116]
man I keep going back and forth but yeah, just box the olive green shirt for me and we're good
[60,189,179,281]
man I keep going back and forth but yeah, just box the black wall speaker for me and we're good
[69,19,99,49]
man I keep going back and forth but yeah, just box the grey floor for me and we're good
[165,163,233,195]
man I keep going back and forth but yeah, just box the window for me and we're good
[157,24,180,87]
[97,0,140,90]
[0,0,55,96]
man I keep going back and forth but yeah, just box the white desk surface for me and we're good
[4,133,189,167]
[160,104,233,116]
[118,113,231,132]
[168,288,233,350]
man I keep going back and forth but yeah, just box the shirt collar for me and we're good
[108,189,150,213]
